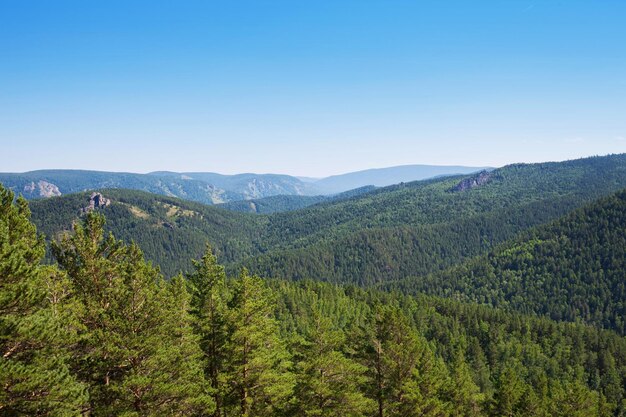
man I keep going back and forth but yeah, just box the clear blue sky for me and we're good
[1,0,625,176]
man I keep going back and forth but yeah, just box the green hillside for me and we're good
[241,154,626,284]
[218,186,377,214]
[218,194,328,214]
[389,188,626,334]
[3,187,626,415]
[29,189,265,276]
[27,154,626,281]
[273,279,626,416]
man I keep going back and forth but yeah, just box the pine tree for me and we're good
[158,274,215,416]
[53,212,213,416]
[517,370,549,417]
[549,371,601,417]
[294,303,375,416]
[0,185,87,415]
[448,348,484,416]
[398,350,451,417]
[187,245,229,416]
[367,306,451,417]
[491,360,527,417]
[224,269,295,417]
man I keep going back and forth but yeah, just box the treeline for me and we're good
[389,188,626,334]
[3,185,626,416]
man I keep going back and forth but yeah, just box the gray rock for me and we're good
[452,171,492,192]
[81,192,111,213]
[23,180,61,198]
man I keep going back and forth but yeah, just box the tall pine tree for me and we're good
[187,246,229,417]
[224,269,295,417]
[294,302,375,416]
[53,212,213,416]
[0,185,87,416]
[366,306,451,417]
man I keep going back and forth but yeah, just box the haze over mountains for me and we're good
[0,164,489,205]
[311,164,492,194]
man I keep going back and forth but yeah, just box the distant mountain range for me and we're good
[0,170,243,204]
[0,165,488,205]
[311,164,493,194]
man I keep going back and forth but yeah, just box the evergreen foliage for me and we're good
[29,154,626,283]
[224,269,295,417]
[391,188,626,334]
[52,212,213,416]
[187,246,230,416]
[3,156,626,417]
[0,185,87,416]
[294,304,375,416]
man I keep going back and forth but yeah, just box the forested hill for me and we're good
[27,153,626,280]
[3,186,626,415]
[29,189,265,276]
[217,185,377,214]
[388,188,626,334]
[0,169,248,203]
[218,194,328,214]
[239,153,626,284]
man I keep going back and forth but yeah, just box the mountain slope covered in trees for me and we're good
[29,189,264,276]
[27,154,626,282]
[388,188,626,334]
[0,169,245,203]
[237,154,626,284]
[2,186,626,416]
[217,186,377,214]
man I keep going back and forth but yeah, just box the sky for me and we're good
[1,0,625,177]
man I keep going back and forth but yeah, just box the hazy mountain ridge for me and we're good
[0,170,244,204]
[313,164,493,194]
[0,164,487,206]
[149,171,321,199]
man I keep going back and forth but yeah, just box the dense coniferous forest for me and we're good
[388,188,626,334]
[29,154,626,280]
[218,194,328,214]
[2,183,626,416]
[217,186,377,214]
[29,188,264,274]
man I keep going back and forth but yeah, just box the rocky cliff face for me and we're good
[81,192,111,213]
[243,178,303,199]
[453,171,492,192]
[23,180,61,198]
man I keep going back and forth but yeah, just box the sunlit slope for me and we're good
[27,154,626,283]
[388,188,626,334]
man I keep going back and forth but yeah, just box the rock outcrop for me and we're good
[23,180,61,198]
[452,171,492,192]
[81,192,111,213]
